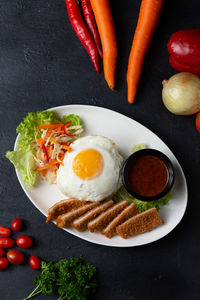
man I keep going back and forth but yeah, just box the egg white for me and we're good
[57,135,123,202]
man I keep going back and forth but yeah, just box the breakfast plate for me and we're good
[14,105,188,247]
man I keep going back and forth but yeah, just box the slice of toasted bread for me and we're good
[72,200,114,232]
[102,203,138,238]
[88,200,128,233]
[116,207,162,239]
[46,198,87,223]
[56,202,99,228]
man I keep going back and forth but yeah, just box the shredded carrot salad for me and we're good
[31,122,83,184]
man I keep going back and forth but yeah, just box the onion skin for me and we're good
[162,72,200,115]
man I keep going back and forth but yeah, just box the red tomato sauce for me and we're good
[127,155,169,197]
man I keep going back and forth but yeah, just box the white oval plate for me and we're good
[14,105,187,247]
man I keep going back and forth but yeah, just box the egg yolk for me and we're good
[72,149,103,180]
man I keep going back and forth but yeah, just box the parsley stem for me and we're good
[58,295,67,300]
[23,285,41,300]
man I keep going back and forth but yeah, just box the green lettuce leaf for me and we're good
[16,110,61,151]
[131,143,147,153]
[113,186,172,212]
[6,146,38,188]
[6,110,83,188]
[61,114,83,126]
[62,114,83,137]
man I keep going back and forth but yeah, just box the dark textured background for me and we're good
[1,0,200,299]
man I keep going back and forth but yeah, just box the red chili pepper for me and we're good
[81,0,103,59]
[63,121,76,137]
[65,0,100,73]
[167,29,200,75]
[42,143,49,163]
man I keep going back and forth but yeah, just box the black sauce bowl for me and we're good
[121,149,175,202]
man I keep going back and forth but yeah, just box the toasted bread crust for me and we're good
[88,200,128,232]
[47,198,163,240]
[102,203,138,238]
[56,202,99,228]
[72,200,114,232]
[46,198,87,223]
[116,207,162,239]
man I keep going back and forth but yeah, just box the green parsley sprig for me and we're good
[23,257,97,300]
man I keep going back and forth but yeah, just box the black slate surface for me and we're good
[1,0,200,299]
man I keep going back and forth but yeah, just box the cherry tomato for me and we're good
[7,250,24,265]
[195,112,200,133]
[16,235,33,249]
[0,257,9,270]
[0,238,15,248]
[0,248,5,257]
[29,256,41,270]
[0,226,11,237]
[11,218,22,231]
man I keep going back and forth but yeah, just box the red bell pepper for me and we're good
[167,29,200,75]
[63,121,76,137]
[41,143,49,163]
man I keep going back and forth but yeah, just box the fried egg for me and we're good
[57,135,123,202]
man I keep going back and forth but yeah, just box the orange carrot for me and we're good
[90,0,117,89]
[58,154,65,162]
[37,123,63,130]
[35,160,64,172]
[62,145,72,152]
[127,0,164,103]
[51,137,57,144]
[36,137,45,145]
[35,164,52,172]
[42,169,48,178]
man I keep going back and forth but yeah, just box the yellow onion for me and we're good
[162,72,200,115]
